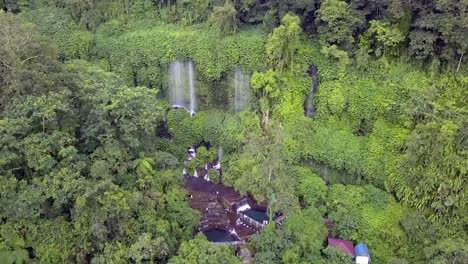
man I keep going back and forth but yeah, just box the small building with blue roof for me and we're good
[355,243,370,264]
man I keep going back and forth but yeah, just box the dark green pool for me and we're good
[242,209,269,222]
[203,229,237,242]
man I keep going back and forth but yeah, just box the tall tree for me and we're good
[390,75,467,228]
[174,0,214,25]
[315,0,361,50]
[0,13,63,113]
[251,223,291,264]
[250,69,281,136]
[49,0,136,31]
[210,0,238,35]
[282,207,328,263]
[265,14,302,71]
[362,20,405,57]
[169,233,241,264]
[225,126,299,218]
[408,0,468,67]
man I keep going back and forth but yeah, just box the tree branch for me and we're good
[456,53,463,73]
[21,55,39,65]
[1,59,13,70]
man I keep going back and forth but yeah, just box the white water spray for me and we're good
[188,61,196,115]
[234,68,251,112]
[236,199,251,212]
[169,60,197,116]
[218,146,224,162]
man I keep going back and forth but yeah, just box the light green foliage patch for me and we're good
[23,8,94,60]
[327,184,407,263]
[96,24,266,87]
[169,233,241,264]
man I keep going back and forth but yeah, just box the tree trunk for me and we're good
[456,53,464,73]
[262,111,269,137]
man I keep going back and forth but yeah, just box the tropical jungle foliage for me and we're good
[0,0,467,263]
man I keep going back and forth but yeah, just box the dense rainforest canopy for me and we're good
[0,0,467,263]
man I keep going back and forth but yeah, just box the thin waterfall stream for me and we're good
[169,60,197,116]
[305,65,319,117]
[188,61,196,115]
[234,68,251,112]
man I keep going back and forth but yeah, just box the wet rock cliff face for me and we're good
[305,65,319,118]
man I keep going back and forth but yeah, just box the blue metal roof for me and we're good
[355,243,370,257]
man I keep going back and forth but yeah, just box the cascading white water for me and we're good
[236,198,251,212]
[214,146,223,170]
[188,61,196,116]
[230,229,241,240]
[218,146,224,162]
[169,60,197,116]
[234,68,251,112]
[169,61,185,108]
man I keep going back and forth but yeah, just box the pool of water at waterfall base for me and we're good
[203,229,238,242]
[242,209,269,222]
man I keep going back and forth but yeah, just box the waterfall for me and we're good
[214,146,223,170]
[218,146,224,162]
[188,61,196,116]
[236,198,251,212]
[169,60,197,116]
[305,65,319,118]
[169,61,185,108]
[234,68,251,112]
